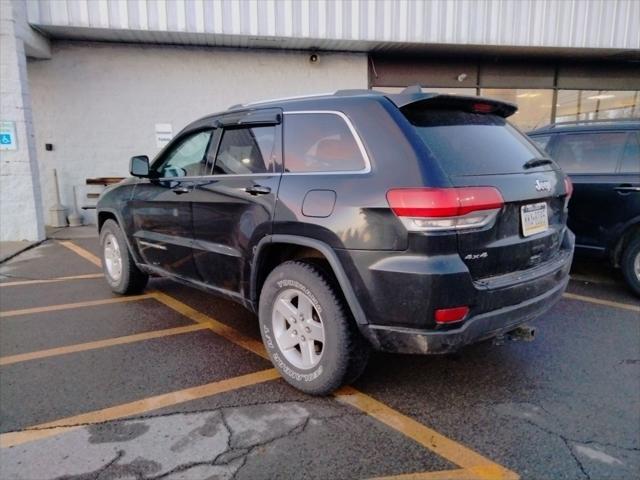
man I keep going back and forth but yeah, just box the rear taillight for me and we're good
[386,187,504,231]
[564,177,573,210]
[564,177,573,198]
[435,306,469,324]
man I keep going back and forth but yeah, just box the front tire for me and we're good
[621,235,640,297]
[259,261,369,395]
[100,219,148,295]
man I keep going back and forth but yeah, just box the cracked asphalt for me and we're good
[0,238,638,480]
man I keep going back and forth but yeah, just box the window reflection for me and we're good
[481,89,553,131]
[556,90,639,122]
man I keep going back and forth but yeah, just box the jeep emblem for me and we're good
[535,180,551,192]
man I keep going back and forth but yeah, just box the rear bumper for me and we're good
[346,229,574,354]
[361,275,568,354]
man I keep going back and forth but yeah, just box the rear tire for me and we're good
[100,219,148,295]
[621,235,640,297]
[259,261,370,395]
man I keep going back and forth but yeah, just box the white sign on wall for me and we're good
[0,121,17,150]
[155,123,173,149]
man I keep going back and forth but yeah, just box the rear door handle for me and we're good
[172,186,191,195]
[245,185,271,195]
[614,185,640,193]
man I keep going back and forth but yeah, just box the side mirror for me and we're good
[130,155,150,177]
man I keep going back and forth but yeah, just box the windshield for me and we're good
[404,109,550,176]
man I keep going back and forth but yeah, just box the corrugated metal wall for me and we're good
[27,0,640,50]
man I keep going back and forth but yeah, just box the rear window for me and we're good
[404,110,546,176]
[283,113,366,173]
[550,132,628,174]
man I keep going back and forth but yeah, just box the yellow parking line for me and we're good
[0,368,280,448]
[154,291,517,479]
[372,469,478,480]
[0,294,154,318]
[335,387,518,480]
[0,273,104,287]
[59,241,102,267]
[152,291,269,359]
[562,292,640,313]
[0,324,209,366]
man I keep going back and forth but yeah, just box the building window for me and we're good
[555,90,639,123]
[480,89,554,132]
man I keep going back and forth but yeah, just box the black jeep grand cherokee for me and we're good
[97,89,574,395]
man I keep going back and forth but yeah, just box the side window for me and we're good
[620,133,640,173]
[213,126,276,175]
[530,135,551,154]
[155,130,213,178]
[283,113,366,173]
[551,132,628,174]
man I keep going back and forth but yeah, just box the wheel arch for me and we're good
[611,219,640,268]
[251,235,368,325]
[97,208,143,264]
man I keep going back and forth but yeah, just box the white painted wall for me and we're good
[28,42,368,224]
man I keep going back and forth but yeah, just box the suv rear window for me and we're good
[404,109,545,176]
[283,113,366,173]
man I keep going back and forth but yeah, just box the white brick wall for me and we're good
[27,42,368,224]
[0,0,45,241]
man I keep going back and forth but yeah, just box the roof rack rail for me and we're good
[546,118,640,128]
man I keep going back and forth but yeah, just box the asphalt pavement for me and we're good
[0,237,638,480]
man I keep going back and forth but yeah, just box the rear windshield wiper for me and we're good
[523,158,554,169]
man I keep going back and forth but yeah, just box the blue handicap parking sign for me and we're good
[0,133,12,144]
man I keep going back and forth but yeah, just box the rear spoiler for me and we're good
[385,90,518,118]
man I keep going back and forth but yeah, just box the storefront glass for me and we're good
[481,89,554,131]
[555,90,639,122]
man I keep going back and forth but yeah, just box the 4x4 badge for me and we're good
[535,179,551,192]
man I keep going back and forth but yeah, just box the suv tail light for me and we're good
[386,187,504,231]
[564,177,573,210]
[564,177,573,198]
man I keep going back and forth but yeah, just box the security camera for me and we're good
[457,73,468,82]
[309,53,320,64]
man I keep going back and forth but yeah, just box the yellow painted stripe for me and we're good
[563,292,640,313]
[0,294,154,318]
[335,387,519,480]
[0,368,280,448]
[59,241,102,267]
[0,273,104,287]
[0,324,208,366]
[152,291,269,359]
[371,469,478,480]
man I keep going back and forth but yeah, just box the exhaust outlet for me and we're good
[506,325,537,342]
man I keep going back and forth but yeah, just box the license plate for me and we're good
[521,202,548,237]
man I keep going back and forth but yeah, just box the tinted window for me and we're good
[405,110,544,176]
[156,130,213,177]
[551,132,628,174]
[213,126,276,175]
[620,133,640,173]
[284,113,365,173]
